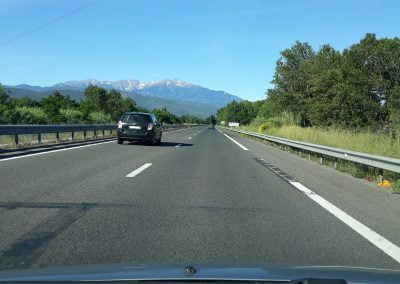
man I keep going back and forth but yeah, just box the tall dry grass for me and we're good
[242,125,400,159]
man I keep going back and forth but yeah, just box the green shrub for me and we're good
[258,123,269,133]
[60,109,83,124]
[251,115,268,127]
[0,108,19,124]
[392,179,400,194]
[266,116,285,128]
[15,107,47,124]
[88,112,112,124]
[349,164,370,178]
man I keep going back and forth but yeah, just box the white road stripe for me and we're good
[188,137,192,140]
[194,134,197,136]
[175,144,182,148]
[0,140,116,162]
[126,163,152,177]
[289,181,400,264]
[222,133,248,151]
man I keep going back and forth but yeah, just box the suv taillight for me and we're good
[118,121,126,129]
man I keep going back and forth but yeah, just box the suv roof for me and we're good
[122,112,152,116]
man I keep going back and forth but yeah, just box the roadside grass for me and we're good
[0,130,116,148]
[392,179,400,194]
[241,125,400,159]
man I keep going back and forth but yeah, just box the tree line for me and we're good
[0,84,207,124]
[217,33,400,133]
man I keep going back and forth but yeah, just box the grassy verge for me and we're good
[393,179,400,194]
[241,125,400,159]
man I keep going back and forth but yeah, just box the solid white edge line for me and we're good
[175,144,182,148]
[222,133,248,151]
[289,181,400,264]
[126,163,152,177]
[0,140,116,162]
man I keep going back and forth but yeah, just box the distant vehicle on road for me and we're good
[117,112,162,145]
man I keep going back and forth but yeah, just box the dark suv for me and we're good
[117,112,162,145]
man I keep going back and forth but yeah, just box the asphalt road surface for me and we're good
[1,126,400,271]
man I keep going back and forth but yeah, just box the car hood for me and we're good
[0,263,399,283]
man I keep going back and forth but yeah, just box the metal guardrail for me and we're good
[0,124,117,146]
[0,124,201,147]
[221,127,400,174]
[0,124,117,135]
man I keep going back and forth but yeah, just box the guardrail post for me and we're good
[308,154,311,160]
[378,169,384,183]
[56,132,60,143]
[38,133,41,144]
[334,158,338,169]
[14,134,19,148]
[109,129,112,135]
[83,131,87,140]
[102,130,105,137]
[71,131,75,141]
[94,130,97,138]
[319,157,323,164]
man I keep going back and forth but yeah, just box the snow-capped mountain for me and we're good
[6,79,243,116]
[53,79,143,92]
[53,79,193,91]
[50,79,242,107]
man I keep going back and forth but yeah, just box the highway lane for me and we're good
[0,127,200,255]
[0,126,399,270]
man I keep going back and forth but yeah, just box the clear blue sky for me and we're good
[1,0,399,101]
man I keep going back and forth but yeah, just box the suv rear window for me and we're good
[120,114,151,123]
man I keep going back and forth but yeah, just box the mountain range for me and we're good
[5,79,242,117]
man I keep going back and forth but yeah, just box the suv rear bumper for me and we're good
[118,129,154,141]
